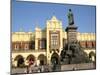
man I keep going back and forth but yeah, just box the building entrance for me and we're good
[51,52,60,65]
[15,55,24,67]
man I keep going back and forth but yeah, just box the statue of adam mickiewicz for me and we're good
[68,9,74,25]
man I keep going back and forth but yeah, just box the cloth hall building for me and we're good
[12,16,96,67]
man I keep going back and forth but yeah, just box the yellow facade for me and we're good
[12,16,96,67]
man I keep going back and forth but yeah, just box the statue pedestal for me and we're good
[65,25,78,43]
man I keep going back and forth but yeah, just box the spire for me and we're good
[51,16,57,21]
[35,21,41,31]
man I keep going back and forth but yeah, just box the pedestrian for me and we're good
[26,66,29,74]
[73,67,77,71]
[41,65,44,72]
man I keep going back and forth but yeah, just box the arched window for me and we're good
[15,44,19,50]
[38,54,47,65]
[24,43,29,50]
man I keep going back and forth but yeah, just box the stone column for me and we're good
[35,56,38,65]
[35,38,38,50]
[14,61,17,67]
[47,54,51,65]
[35,27,41,51]
[25,59,28,66]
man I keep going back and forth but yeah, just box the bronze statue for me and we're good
[68,9,74,25]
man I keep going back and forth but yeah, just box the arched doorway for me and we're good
[51,52,60,65]
[89,51,95,62]
[14,55,24,67]
[38,54,47,65]
[26,54,35,66]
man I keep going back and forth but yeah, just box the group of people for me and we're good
[26,64,50,73]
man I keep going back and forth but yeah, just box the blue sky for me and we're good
[12,0,96,33]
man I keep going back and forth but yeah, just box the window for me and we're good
[80,41,86,48]
[24,44,29,50]
[39,39,46,49]
[29,41,35,49]
[15,44,19,50]
[86,41,92,48]
[63,39,67,47]
[50,33,59,49]
[92,41,96,48]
